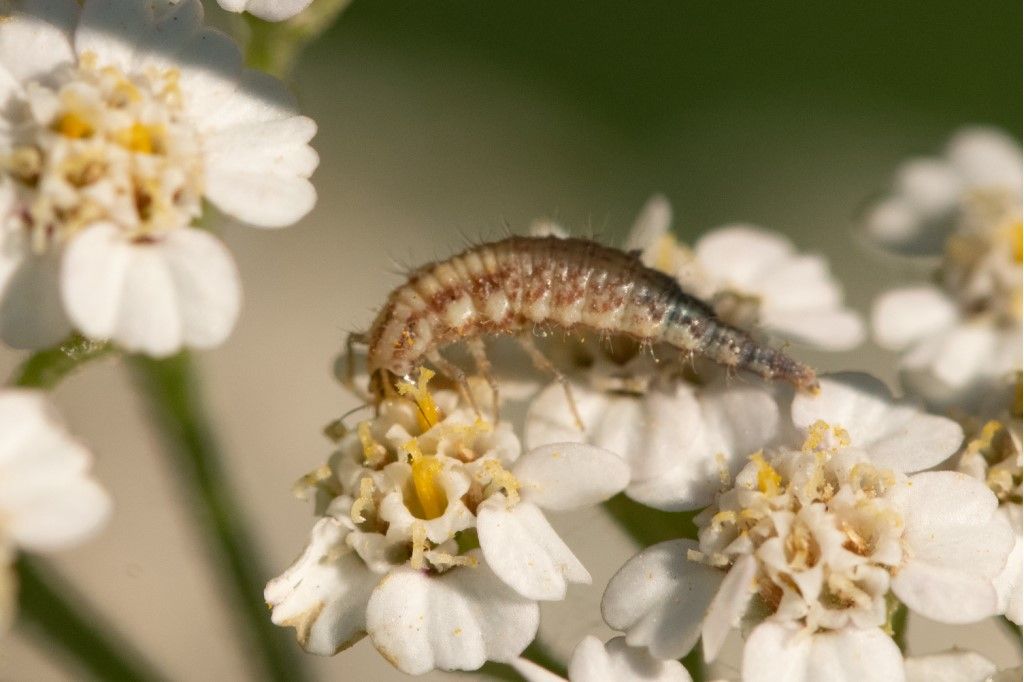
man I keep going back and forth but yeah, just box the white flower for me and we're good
[266,374,627,674]
[624,195,863,351]
[0,0,317,354]
[864,127,1021,256]
[599,373,1014,680]
[512,635,692,682]
[869,129,1021,409]
[526,363,781,512]
[0,389,111,632]
[217,0,314,21]
[904,650,997,682]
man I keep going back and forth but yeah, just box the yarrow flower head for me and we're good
[0,389,111,632]
[0,0,317,354]
[599,373,1014,681]
[869,128,1021,408]
[265,371,628,674]
[623,195,864,351]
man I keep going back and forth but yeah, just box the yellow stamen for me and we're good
[410,523,428,570]
[396,368,441,431]
[54,112,93,139]
[350,477,376,524]
[113,122,164,154]
[357,421,387,466]
[405,439,448,520]
[481,459,520,507]
[750,450,782,496]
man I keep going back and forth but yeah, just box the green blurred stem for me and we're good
[16,555,164,682]
[243,0,352,77]
[11,335,113,388]
[682,646,705,682]
[888,601,909,652]
[1000,615,1022,645]
[129,354,309,682]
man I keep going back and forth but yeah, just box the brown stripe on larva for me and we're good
[362,236,818,392]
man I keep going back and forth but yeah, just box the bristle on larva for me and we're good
[355,236,819,398]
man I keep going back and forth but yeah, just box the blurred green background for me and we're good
[3,1,1020,680]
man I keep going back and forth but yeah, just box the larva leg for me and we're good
[517,332,585,431]
[345,332,373,400]
[425,349,481,418]
[466,337,500,420]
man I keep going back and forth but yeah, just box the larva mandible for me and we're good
[349,235,818,420]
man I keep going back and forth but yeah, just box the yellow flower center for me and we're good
[404,439,448,520]
[397,368,441,431]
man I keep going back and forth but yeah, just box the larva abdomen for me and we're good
[363,236,818,393]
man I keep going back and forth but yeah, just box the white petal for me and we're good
[872,286,958,350]
[567,636,693,682]
[904,650,997,682]
[477,498,589,600]
[947,127,1022,189]
[742,623,904,682]
[761,308,865,351]
[601,539,722,661]
[791,372,963,473]
[265,518,379,655]
[628,381,780,511]
[0,246,73,350]
[623,195,673,254]
[513,442,628,511]
[525,381,609,451]
[993,504,1022,625]
[694,226,793,289]
[76,0,154,71]
[0,0,77,84]
[864,197,924,248]
[512,657,566,682]
[366,553,539,675]
[701,553,756,662]
[891,471,1013,623]
[61,225,241,356]
[229,0,315,21]
[895,159,961,219]
[0,390,110,551]
[203,116,318,227]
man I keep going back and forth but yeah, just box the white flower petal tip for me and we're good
[601,539,722,661]
[217,0,316,21]
[514,442,629,511]
[61,226,241,357]
[872,287,959,351]
[365,553,539,675]
[512,636,693,682]
[891,471,1015,624]
[477,498,590,601]
[0,390,111,552]
[742,623,904,682]
[792,372,964,472]
[904,650,997,682]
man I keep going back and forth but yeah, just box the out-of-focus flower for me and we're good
[623,196,864,351]
[904,650,997,682]
[511,635,692,682]
[217,0,315,21]
[599,373,1012,681]
[0,390,111,632]
[870,129,1021,409]
[266,374,627,674]
[864,128,1021,256]
[0,0,317,354]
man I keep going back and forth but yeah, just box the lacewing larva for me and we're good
[348,236,818,423]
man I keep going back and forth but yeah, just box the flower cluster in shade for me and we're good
[868,128,1022,410]
[265,372,628,675]
[0,390,110,632]
[587,373,1015,682]
[0,0,317,356]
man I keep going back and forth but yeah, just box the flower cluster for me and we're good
[0,0,317,355]
[599,374,1014,680]
[870,129,1021,409]
[265,372,628,674]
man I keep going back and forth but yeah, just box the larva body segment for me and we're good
[363,236,818,394]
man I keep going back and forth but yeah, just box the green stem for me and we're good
[888,600,909,652]
[603,493,699,547]
[17,555,164,681]
[682,645,705,682]
[128,354,309,682]
[1000,615,1022,646]
[11,335,113,388]
[243,0,352,77]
